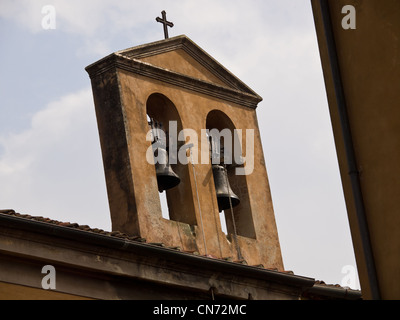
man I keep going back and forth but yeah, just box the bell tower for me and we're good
[86,35,283,270]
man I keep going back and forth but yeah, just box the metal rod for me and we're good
[189,145,208,256]
[223,164,242,261]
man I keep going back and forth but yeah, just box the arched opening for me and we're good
[206,110,256,239]
[146,93,197,226]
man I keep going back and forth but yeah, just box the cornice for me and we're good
[116,35,259,96]
[85,52,262,109]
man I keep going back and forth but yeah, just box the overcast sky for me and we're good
[0,0,360,289]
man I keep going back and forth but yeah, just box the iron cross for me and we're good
[156,10,174,39]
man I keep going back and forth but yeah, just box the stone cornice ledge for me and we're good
[85,53,262,109]
[116,35,259,96]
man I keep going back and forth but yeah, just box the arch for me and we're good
[146,93,197,226]
[206,110,256,239]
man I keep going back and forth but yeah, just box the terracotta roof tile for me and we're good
[0,209,295,271]
[0,209,360,297]
[0,210,263,268]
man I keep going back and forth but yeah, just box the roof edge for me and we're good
[90,35,262,102]
[0,211,314,289]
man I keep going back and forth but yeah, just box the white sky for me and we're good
[0,0,360,289]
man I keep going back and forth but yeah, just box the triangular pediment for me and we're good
[135,48,231,88]
[115,35,261,99]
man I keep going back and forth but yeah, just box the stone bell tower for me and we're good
[86,35,283,270]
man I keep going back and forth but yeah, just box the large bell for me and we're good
[154,146,181,192]
[212,164,240,212]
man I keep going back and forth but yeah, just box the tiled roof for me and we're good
[1,209,148,243]
[0,209,262,267]
[0,209,361,299]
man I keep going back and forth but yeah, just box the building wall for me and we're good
[312,0,400,299]
[0,213,310,300]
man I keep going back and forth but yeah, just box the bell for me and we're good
[212,164,240,212]
[154,146,181,192]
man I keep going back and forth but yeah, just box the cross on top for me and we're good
[156,10,174,39]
